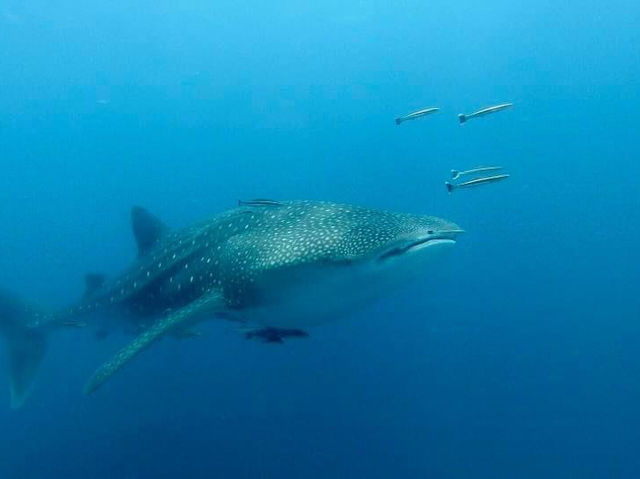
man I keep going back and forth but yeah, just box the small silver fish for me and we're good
[395,107,439,125]
[238,199,283,207]
[458,103,512,124]
[451,166,503,180]
[446,174,510,193]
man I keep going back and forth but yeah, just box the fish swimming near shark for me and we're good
[450,166,503,181]
[395,107,439,125]
[446,174,510,192]
[458,103,513,124]
[0,200,462,407]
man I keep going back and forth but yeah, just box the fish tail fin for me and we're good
[0,291,48,408]
[458,114,466,124]
[451,169,460,180]
[445,182,455,193]
[395,118,403,125]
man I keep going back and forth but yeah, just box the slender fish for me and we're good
[445,174,510,193]
[451,166,503,180]
[458,103,513,124]
[238,199,283,207]
[395,107,439,125]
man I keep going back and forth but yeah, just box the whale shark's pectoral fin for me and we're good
[84,292,225,395]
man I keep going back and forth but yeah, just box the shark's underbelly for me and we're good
[228,239,455,329]
[238,287,367,329]
[231,263,410,329]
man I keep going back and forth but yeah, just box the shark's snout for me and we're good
[410,220,464,249]
[376,221,463,263]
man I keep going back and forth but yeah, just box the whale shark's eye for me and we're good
[427,230,434,235]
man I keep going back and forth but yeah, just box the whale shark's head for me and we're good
[342,209,461,267]
[220,201,462,327]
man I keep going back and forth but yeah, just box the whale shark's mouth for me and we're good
[376,231,462,262]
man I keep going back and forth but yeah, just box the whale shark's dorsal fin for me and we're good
[84,273,106,297]
[131,206,166,257]
[84,291,225,394]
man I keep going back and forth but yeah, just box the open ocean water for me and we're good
[1,1,639,477]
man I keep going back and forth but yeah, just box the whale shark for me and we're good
[0,200,462,407]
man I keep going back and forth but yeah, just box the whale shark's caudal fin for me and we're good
[0,291,48,408]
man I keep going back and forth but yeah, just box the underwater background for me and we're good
[1,0,639,477]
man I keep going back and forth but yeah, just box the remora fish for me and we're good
[0,200,462,406]
[458,103,513,124]
[395,107,439,125]
[237,198,283,207]
[451,166,503,180]
[446,174,510,192]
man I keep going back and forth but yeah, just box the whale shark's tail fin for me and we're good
[0,290,48,408]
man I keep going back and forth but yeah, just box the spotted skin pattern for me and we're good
[48,201,454,325]
[40,200,458,393]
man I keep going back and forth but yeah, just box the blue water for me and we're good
[1,1,639,477]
